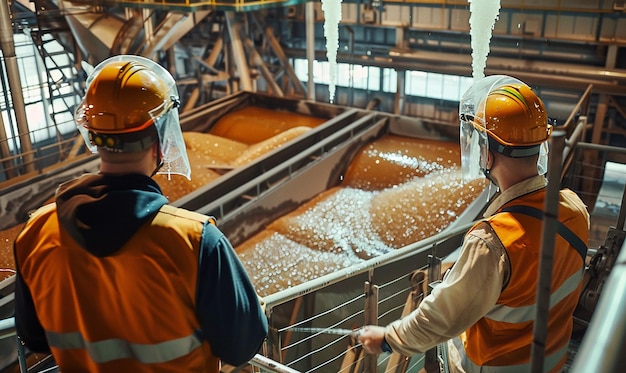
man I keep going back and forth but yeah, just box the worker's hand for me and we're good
[354,325,386,354]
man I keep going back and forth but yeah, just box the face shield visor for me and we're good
[459,113,489,183]
[151,101,191,180]
[459,75,549,183]
[536,141,549,176]
[75,55,191,180]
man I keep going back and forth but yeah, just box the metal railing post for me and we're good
[364,281,379,373]
[530,130,566,372]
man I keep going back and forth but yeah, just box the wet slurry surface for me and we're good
[0,113,488,297]
[236,136,488,297]
[155,106,324,201]
[0,106,325,280]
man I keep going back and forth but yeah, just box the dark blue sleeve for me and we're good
[14,269,50,353]
[196,223,268,366]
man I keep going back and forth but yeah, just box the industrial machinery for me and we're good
[1,0,625,371]
[0,92,367,371]
[170,100,493,371]
[0,90,624,372]
[0,91,359,231]
[0,91,485,372]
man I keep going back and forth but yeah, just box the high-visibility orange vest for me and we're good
[15,203,220,372]
[463,188,588,373]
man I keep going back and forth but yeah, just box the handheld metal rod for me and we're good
[287,327,359,336]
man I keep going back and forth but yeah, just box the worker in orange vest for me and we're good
[357,75,589,373]
[14,55,268,372]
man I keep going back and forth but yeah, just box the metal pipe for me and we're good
[562,117,586,169]
[0,317,15,340]
[364,282,379,373]
[305,1,315,101]
[575,142,626,154]
[263,26,307,97]
[244,37,284,97]
[0,0,35,173]
[225,11,253,92]
[569,239,626,373]
[346,25,355,107]
[0,7,13,174]
[250,354,302,373]
[285,48,626,95]
[558,84,593,133]
[616,176,626,232]
[0,97,13,179]
[394,69,405,115]
[530,130,566,372]
[285,327,355,336]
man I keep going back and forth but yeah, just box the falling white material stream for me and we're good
[319,0,501,99]
[469,0,501,80]
[321,0,342,103]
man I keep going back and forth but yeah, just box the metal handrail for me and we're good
[557,84,593,134]
[250,354,302,373]
[570,238,626,372]
[0,317,15,340]
[530,130,566,372]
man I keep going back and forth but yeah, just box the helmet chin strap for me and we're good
[481,167,498,188]
[150,143,164,177]
[481,151,500,189]
[151,159,163,178]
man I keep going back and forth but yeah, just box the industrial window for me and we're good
[1,33,78,153]
[293,59,472,102]
[293,59,380,91]
[381,68,397,93]
[405,71,473,101]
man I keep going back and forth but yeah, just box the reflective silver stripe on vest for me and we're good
[45,330,202,364]
[485,270,582,323]
[460,342,569,373]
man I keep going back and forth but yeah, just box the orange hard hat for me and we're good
[473,83,552,148]
[77,60,170,135]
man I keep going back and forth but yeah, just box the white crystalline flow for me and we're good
[322,0,342,103]
[469,0,501,80]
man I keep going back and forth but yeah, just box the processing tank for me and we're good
[179,111,490,297]
[0,91,359,278]
[176,109,492,372]
[0,92,368,371]
[0,92,491,372]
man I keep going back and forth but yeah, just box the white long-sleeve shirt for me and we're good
[384,175,553,367]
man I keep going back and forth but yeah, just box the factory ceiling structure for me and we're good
[1,0,626,179]
[4,1,626,104]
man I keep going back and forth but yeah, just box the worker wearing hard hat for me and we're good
[357,75,589,373]
[14,55,268,372]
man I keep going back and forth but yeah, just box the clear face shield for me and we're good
[75,55,191,180]
[459,75,549,184]
[459,114,489,183]
[76,121,97,154]
[536,140,549,176]
[151,101,191,180]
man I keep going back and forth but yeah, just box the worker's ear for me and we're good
[485,151,494,170]
[151,142,161,158]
